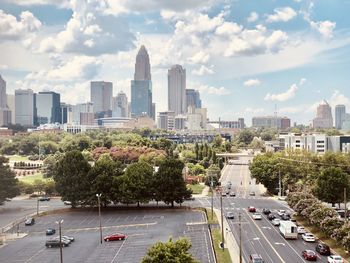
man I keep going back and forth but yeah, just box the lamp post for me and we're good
[96,193,102,244]
[239,212,242,263]
[55,219,64,263]
[37,198,39,216]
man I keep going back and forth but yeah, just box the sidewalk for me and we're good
[213,208,246,263]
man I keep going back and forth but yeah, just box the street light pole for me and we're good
[55,219,64,263]
[278,169,282,197]
[96,193,102,244]
[37,198,39,216]
[210,176,214,220]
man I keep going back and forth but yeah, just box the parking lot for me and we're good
[0,209,215,263]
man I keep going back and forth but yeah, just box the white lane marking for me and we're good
[275,242,285,246]
[110,238,127,263]
[253,237,260,240]
[261,226,271,230]
[203,228,211,263]
[25,247,46,263]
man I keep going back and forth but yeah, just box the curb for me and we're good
[202,209,218,263]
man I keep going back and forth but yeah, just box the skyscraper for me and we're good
[131,46,154,119]
[36,91,61,125]
[313,100,333,129]
[0,75,11,126]
[7,94,15,124]
[168,65,186,115]
[72,102,94,125]
[186,89,202,112]
[335,104,346,129]
[15,89,35,127]
[112,91,129,118]
[90,81,113,117]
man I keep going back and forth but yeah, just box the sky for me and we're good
[1,0,350,126]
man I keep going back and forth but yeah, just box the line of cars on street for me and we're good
[246,206,344,262]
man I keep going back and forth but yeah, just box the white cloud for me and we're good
[247,12,259,23]
[329,90,350,108]
[244,107,264,114]
[4,0,70,7]
[243,79,261,87]
[266,7,297,23]
[310,20,336,39]
[0,10,41,41]
[192,65,214,76]
[188,51,210,64]
[279,106,304,114]
[39,0,135,55]
[299,78,306,85]
[198,85,230,95]
[215,21,242,36]
[264,83,298,102]
[0,64,9,70]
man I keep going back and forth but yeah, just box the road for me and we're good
[218,157,330,263]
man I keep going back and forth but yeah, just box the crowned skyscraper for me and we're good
[131,45,155,119]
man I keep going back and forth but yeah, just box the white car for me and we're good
[277,210,286,216]
[297,226,306,234]
[302,233,315,242]
[272,218,280,226]
[252,213,262,220]
[327,255,343,263]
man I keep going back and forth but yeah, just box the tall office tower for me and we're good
[15,89,35,127]
[131,46,154,118]
[112,91,129,117]
[186,89,202,112]
[313,100,333,129]
[60,103,73,124]
[72,102,94,125]
[36,91,61,125]
[0,75,11,126]
[7,94,15,124]
[90,81,113,118]
[168,65,186,115]
[335,104,346,129]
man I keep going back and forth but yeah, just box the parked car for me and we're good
[221,192,226,197]
[248,206,256,212]
[277,210,286,216]
[327,255,343,263]
[45,239,69,248]
[104,233,127,242]
[302,250,317,261]
[267,214,276,221]
[316,242,331,256]
[229,192,236,197]
[62,235,75,242]
[46,228,56,235]
[281,214,291,221]
[249,254,264,263]
[226,212,234,219]
[38,196,50,201]
[302,233,316,242]
[63,201,72,205]
[52,236,72,244]
[249,191,256,196]
[262,209,271,215]
[252,213,262,220]
[272,218,281,226]
[297,226,306,234]
[25,218,35,226]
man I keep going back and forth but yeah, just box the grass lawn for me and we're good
[206,208,218,225]
[18,172,50,184]
[7,155,29,162]
[187,183,205,194]
[295,216,350,261]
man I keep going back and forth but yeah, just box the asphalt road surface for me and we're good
[0,209,215,263]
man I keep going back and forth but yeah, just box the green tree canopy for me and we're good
[0,156,20,204]
[142,237,199,263]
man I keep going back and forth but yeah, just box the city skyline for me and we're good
[0,1,350,126]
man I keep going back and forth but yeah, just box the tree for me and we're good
[121,161,154,206]
[194,143,199,160]
[53,151,91,207]
[0,156,20,203]
[236,129,255,146]
[213,135,222,148]
[314,167,350,206]
[320,217,343,236]
[154,158,192,207]
[142,237,199,263]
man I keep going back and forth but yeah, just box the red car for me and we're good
[248,206,256,212]
[104,233,127,242]
[302,250,317,261]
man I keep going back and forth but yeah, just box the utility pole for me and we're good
[36,198,39,216]
[239,212,242,263]
[211,176,214,220]
[96,194,103,244]
[55,219,64,263]
[345,188,348,223]
[220,193,224,249]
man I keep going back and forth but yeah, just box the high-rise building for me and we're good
[168,65,186,115]
[72,102,94,125]
[131,46,154,119]
[90,81,113,117]
[158,111,175,130]
[112,91,129,118]
[7,94,15,124]
[36,91,61,125]
[335,104,346,129]
[0,75,11,126]
[313,100,333,129]
[186,89,202,112]
[60,103,73,124]
[15,89,35,127]
[252,116,291,129]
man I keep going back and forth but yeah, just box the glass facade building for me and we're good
[131,80,152,118]
[36,92,61,125]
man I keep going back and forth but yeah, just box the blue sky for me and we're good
[0,0,350,126]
